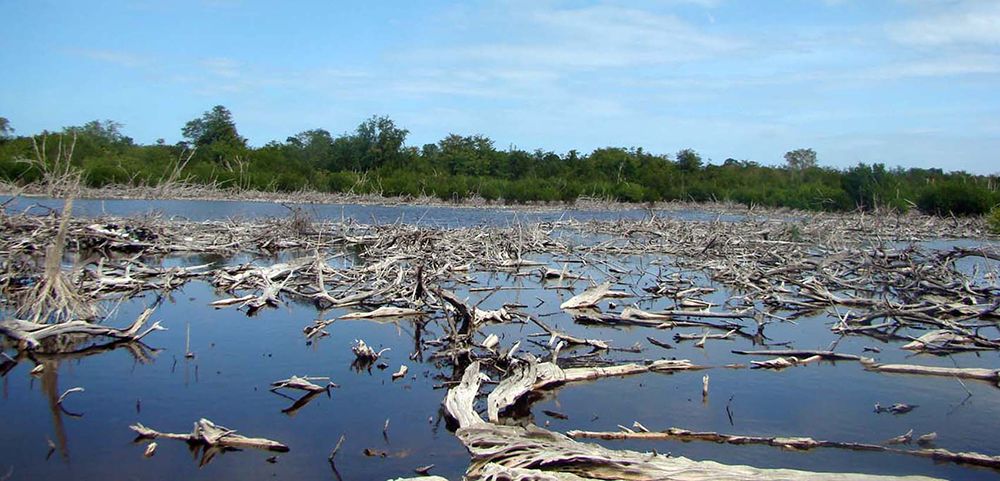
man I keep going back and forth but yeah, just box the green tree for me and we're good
[286,128,334,167]
[784,148,817,170]
[438,134,497,176]
[841,163,906,211]
[589,148,639,182]
[355,115,408,170]
[989,206,1000,234]
[676,148,702,172]
[66,120,133,146]
[917,179,992,216]
[0,117,12,140]
[182,105,246,148]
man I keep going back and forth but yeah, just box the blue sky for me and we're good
[1,0,998,173]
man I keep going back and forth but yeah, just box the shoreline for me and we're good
[1,183,995,240]
[0,182,887,217]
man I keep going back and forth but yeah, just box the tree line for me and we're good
[0,106,997,216]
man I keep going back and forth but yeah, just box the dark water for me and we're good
[1,200,998,481]
[0,195,747,226]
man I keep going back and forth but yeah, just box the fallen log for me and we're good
[560,282,630,310]
[567,427,1000,470]
[733,349,865,361]
[270,375,330,393]
[675,329,738,342]
[487,362,540,422]
[623,306,749,320]
[209,294,255,307]
[486,358,700,432]
[130,418,289,452]
[529,316,609,350]
[861,358,1000,386]
[339,306,422,320]
[0,308,163,350]
[901,330,996,353]
[445,362,940,480]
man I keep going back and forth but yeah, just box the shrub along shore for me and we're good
[0,108,997,218]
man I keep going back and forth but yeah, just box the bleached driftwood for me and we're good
[861,358,1000,386]
[751,357,801,370]
[560,282,630,310]
[540,266,587,281]
[481,333,500,350]
[567,426,1000,470]
[733,349,865,361]
[303,317,335,339]
[445,362,940,481]
[0,308,163,350]
[474,306,511,324]
[443,361,490,429]
[270,375,330,393]
[623,306,749,320]
[885,429,913,445]
[130,418,289,452]
[487,362,541,422]
[901,330,989,353]
[487,359,703,424]
[209,294,256,307]
[530,316,609,350]
[675,329,738,342]
[352,339,389,362]
[340,306,422,320]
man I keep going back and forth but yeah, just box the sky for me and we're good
[1,0,998,174]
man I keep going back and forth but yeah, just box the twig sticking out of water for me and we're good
[327,432,347,481]
[185,321,194,358]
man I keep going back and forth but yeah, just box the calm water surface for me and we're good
[0,198,997,480]
[0,196,747,226]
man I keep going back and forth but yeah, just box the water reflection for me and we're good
[0,205,997,480]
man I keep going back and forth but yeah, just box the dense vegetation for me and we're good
[1,107,997,216]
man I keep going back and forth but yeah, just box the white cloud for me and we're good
[409,4,740,72]
[888,1,1000,46]
[76,49,149,68]
[200,58,241,79]
[859,54,1000,80]
[640,0,725,7]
